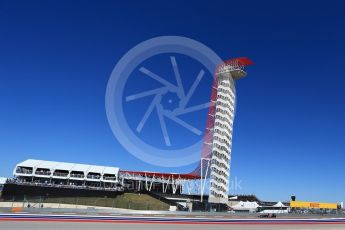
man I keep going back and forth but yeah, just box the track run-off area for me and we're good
[1,213,345,226]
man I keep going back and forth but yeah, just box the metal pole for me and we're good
[200,159,203,202]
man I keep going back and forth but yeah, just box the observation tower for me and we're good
[194,57,253,204]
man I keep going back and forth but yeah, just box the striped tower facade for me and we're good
[207,57,253,204]
[208,70,235,203]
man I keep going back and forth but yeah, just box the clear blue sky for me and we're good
[0,0,345,202]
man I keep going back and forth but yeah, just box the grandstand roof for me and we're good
[14,159,200,180]
[14,159,119,175]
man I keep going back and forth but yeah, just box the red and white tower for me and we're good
[195,57,253,204]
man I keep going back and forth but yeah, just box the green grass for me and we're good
[32,193,169,211]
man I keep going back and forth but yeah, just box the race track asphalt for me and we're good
[1,222,345,230]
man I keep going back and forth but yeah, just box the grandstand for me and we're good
[2,159,199,200]
[13,159,121,191]
[0,159,205,210]
[0,159,259,211]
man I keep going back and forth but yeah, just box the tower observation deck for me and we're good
[198,57,253,204]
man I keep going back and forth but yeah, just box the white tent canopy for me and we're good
[273,201,287,207]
